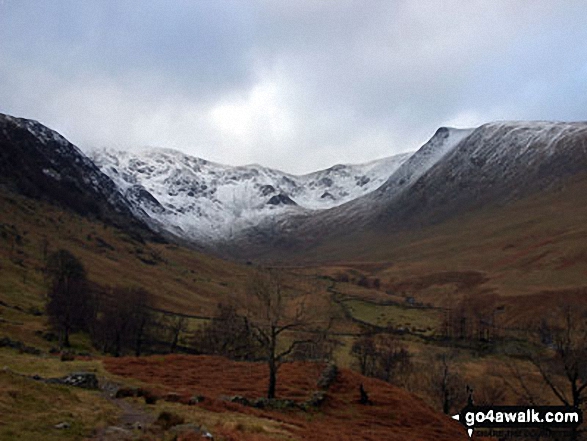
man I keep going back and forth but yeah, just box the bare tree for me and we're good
[428,351,466,414]
[291,329,341,362]
[351,332,377,376]
[167,315,189,353]
[192,303,262,360]
[534,306,587,410]
[502,305,587,440]
[92,286,154,356]
[45,249,94,348]
[374,334,410,383]
[244,268,327,399]
[351,332,411,383]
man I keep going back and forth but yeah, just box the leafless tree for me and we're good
[374,334,411,383]
[243,268,328,399]
[503,305,587,440]
[534,306,587,410]
[92,286,154,356]
[45,249,94,348]
[427,351,466,414]
[192,303,262,360]
[351,332,377,376]
[291,329,341,362]
[351,331,411,383]
[167,315,189,353]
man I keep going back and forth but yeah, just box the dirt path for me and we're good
[86,380,157,441]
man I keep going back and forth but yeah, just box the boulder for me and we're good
[187,395,205,405]
[47,372,99,389]
[61,372,98,389]
[317,363,338,390]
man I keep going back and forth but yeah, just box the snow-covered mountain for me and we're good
[4,112,584,261]
[228,120,587,259]
[89,148,412,242]
[224,126,474,251]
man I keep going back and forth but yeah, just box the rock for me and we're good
[228,395,250,406]
[38,331,59,342]
[47,372,99,389]
[103,426,132,439]
[252,397,269,409]
[304,391,327,408]
[171,423,202,435]
[62,372,99,389]
[115,387,139,398]
[267,193,297,206]
[316,363,338,390]
[54,422,70,429]
[0,336,41,355]
[130,422,143,430]
[260,184,276,196]
[144,392,158,405]
[187,395,205,405]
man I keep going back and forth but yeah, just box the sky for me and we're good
[1,1,586,174]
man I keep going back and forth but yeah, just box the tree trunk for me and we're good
[268,358,277,399]
[63,326,71,348]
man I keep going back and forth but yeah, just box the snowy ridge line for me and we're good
[90,147,412,242]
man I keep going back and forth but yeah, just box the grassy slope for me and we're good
[295,175,587,327]
[0,187,258,349]
[104,354,468,441]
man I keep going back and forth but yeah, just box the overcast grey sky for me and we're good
[1,1,586,174]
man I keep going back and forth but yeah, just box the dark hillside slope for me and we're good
[228,121,587,261]
[375,121,587,229]
[0,113,157,240]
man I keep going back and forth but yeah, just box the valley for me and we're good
[1,112,587,440]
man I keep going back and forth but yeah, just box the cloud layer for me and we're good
[1,0,586,173]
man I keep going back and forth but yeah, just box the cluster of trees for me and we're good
[351,332,411,383]
[441,293,500,342]
[46,253,331,398]
[46,248,587,426]
[45,249,184,356]
[191,303,263,360]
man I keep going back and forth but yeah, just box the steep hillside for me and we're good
[0,186,252,348]
[0,114,156,240]
[375,121,587,228]
[229,121,587,261]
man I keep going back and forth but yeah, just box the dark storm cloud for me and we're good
[1,0,586,173]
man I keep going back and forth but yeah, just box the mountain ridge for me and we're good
[221,120,587,260]
[90,145,412,242]
[3,112,586,264]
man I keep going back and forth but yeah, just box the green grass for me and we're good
[342,298,442,335]
[0,369,118,440]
